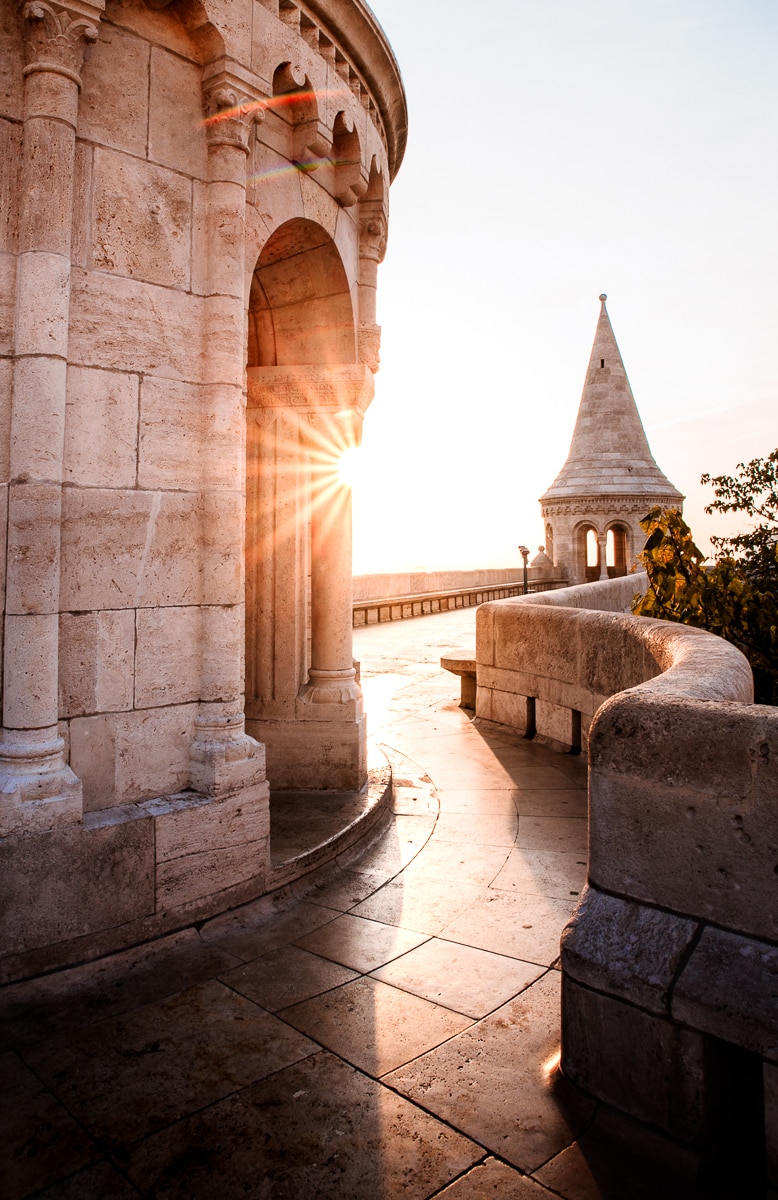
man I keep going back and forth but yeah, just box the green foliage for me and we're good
[702,449,778,593]
[632,500,778,706]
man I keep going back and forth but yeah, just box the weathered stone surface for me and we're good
[560,886,698,1015]
[0,821,155,956]
[70,704,199,807]
[92,149,191,287]
[0,358,12,482]
[14,251,70,358]
[672,927,778,1061]
[0,122,21,255]
[68,269,206,380]
[59,609,135,718]
[561,975,705,1141]
[64,366,138,488]
[0,28,24,122]
[69,712,118,811]
[135,606,202,708]
[3,612,59,729]
[78,22,149,157]
[148,47,208,179]
[60,489,241,610]
[138,378,242,491]
[156,786,270,909]
[589,701,778,943]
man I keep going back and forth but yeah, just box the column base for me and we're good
[298,667,363,710]
[0,730,82,837]
[189,711,267,798]
[246,714,367,791]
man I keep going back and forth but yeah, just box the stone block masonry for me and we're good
[0,0,407,980]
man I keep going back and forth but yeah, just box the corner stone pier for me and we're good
[475,577,777,1189]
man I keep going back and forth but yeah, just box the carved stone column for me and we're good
[597,531,609,581]
[356,202,387,373]
[0,0,103,837]
[188,66,269,800]
[302,408,362,706]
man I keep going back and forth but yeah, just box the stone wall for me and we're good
[353,568,539,601]
[474,580,778,1185]
[0,0,406,981]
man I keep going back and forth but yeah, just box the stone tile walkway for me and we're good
[1,610,697,1199]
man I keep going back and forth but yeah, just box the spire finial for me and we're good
[599,293,607,302]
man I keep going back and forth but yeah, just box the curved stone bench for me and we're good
[474,581,778,1184]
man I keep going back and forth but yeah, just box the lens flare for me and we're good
[337,445,362,489]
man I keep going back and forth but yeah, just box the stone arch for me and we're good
[573,521,601,584]
[332,111,367,206]
[247,218,356,367]
[605,521,630,578]
[271,61,328,165]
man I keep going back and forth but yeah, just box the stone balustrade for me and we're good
[353,569,564,626]
[474,576,777,1186]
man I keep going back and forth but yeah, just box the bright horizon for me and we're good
[349,0,777,575]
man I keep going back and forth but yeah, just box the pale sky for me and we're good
[349,0,778,574]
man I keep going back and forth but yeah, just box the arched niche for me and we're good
[606,522,630,578]
[574,522,601,584]
[247,218,356,367]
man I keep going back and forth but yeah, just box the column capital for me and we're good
[202,63,267,155]
[358,203,388,265]
[18,0,103,88]
[357,324,382,373]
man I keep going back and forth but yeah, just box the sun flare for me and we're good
[337,445,363,489]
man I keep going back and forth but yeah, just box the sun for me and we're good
[337,445,363,489]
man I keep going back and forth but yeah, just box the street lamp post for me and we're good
[518,545,530,595]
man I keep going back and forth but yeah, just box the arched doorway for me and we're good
[577,524,601,583]
[606,523,629,578]
[244,219,367,789]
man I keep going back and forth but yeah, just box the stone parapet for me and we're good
[473,576,776,1182]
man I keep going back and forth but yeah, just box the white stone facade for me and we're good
[0,0,406,978]
[541,296,683,585]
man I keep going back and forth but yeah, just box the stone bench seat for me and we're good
[440,654,476,709]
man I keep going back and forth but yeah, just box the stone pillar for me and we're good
[245,365,373,791]
[356,202,387,373]
[304,409,362,704]
[597,531,608,581]
[0,0,103,837]
[188,66,268,800]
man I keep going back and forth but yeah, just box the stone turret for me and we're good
[540,295,683,584]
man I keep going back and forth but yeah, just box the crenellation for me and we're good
[278,0,300,29]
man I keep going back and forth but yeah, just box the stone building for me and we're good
[0,0,406,979]
[540,295,683,584]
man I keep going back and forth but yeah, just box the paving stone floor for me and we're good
[1,610,702,1198]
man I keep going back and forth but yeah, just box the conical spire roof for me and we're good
[540,295,683,503]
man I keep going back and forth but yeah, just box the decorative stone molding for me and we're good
[357,323,381,372]
[246,365,375,414]
[298,666,361,706]
[19,0,101,87]
[189,710,267,798]
[202,69,267,155]
[541,495,677,518]
[358,207,388,263]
